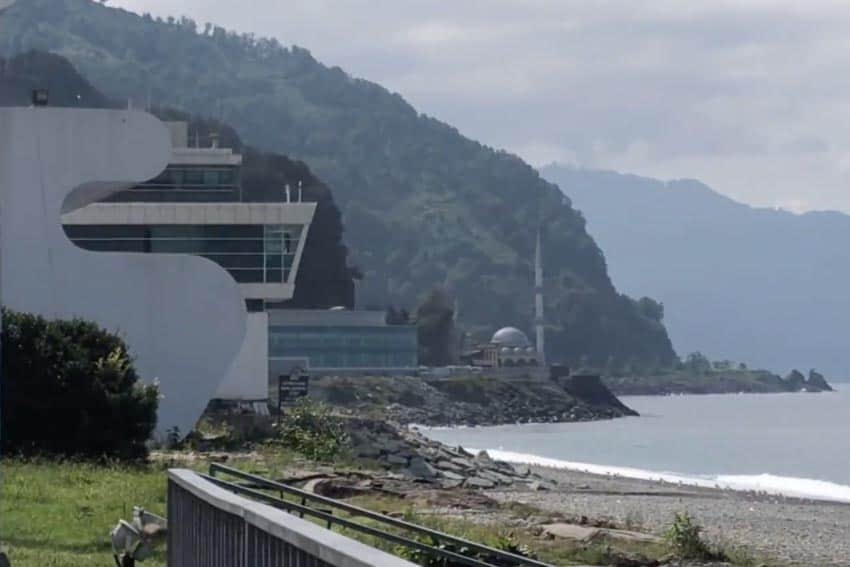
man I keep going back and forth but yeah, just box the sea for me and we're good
[421,387,850,503]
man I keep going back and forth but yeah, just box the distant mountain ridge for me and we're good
[0,0,676,367]
[542,164,850,378]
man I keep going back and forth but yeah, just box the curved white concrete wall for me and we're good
[216,312,268,400]
[0,108,246,434]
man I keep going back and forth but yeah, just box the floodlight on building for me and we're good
[31,89,49,107]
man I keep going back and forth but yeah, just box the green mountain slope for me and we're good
[0,0,675,366]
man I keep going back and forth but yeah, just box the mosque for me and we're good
[460,231,547,371]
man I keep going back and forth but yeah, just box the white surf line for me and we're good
[481,448,850,504]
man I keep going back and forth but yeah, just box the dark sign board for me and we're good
[277,373,310,413]
[32,89,49,107]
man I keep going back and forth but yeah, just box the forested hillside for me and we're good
[0,0,675,366]
[0,50,356,309]
[543,164,850,377]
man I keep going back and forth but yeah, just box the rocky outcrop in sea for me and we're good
[311,374,637,428]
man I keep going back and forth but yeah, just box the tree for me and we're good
[386,305,410,325]
[1,309,158,459]
[684,352,712,374]
[415,289,456,366]
[637,297,664,322]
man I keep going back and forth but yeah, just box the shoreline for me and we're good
[484,447,850,505]
[495,461,850,566]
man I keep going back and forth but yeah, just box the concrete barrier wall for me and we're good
[167,469,417,567]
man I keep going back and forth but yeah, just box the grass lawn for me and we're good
[1,459,169,567]
[1,455,757,567]
[0,449,307,566]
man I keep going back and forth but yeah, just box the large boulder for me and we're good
[807,370,833,392]
[784,369,807,391]
[559,375,638,416]
[406,457,438,480]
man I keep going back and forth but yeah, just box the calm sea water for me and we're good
[423,389,850,501]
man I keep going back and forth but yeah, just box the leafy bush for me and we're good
[665,512,722,561]
[1,309,158,460]
[186,418,240,451]
[324,379,359,405]
[396,521,537,567]
[396,387,425,408]
[276,399,349,461]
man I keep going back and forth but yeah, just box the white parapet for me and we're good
[0,107,247,434]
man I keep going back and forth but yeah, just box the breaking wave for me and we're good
[480,449,850,504]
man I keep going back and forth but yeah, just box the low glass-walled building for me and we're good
[268,309,418,374]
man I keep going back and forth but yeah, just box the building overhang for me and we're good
[62,202,316,225]
[63,202,316,303]
[241,283,295,301]
[170,147,242,167]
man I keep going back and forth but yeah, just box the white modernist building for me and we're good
[0,107,314,433]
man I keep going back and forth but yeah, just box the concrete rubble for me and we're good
[344,418,555,490]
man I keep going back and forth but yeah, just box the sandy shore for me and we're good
[491,465,850,566]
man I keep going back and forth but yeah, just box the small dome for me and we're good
[492,327,531,348]
[526,347,535,353]
[500,347,511,353]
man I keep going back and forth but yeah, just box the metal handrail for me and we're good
[208,463,554,567]
[200,474,493,567]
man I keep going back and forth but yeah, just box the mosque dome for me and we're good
[491,327,531,348]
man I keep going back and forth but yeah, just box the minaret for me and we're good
[535,229,546,366]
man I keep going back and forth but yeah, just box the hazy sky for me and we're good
[109,0,850,213]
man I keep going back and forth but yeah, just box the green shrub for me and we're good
[186,418,241,451]
[665,512,721,561]
[1,308,158,460]
[396,529,536,566]
[325,379,358,405]
[277,399,349,461]
[396,387,425,407]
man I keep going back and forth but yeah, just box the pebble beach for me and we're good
[495,465,850,566]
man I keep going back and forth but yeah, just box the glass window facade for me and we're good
[65,224,302,284]
[269,325,418,369]
[105,165,240,203]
